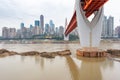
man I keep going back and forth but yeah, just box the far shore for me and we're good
[0,39,120,44]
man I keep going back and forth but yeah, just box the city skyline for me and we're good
[1,17,66,39]
[0,0,120,35]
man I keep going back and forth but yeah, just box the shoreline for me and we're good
[0,39,120,44]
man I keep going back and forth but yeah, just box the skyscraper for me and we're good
[102,16,107,37]
[8,28,16,38]
[45,23,50,34]
[32,26,41,35]
[40,15,44,34]
[102,16,114,38]
[20,23,24,29]
[59,26,64,37]
[115,26,120,37]
[2,27,9,38]
[107,16,114,37]
[2,27,16,38]
[35,20,40,27]
[21,27,27,38]
[55,27,59,35]
[30,24,33,30]
[49,20,55,35]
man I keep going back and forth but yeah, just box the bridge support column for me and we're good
[76,0,106,57]
[76,0,103,48]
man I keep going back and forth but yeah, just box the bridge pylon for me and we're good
[76,0,103,48]
[65,0,109,57]
[76,0,106,57]
[64,18,69,41]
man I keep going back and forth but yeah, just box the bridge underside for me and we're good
[65,0,108,36]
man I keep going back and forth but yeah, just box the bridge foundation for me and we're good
[76,47,106,57]
[65,0,108,57]
[76,0,103,47]
[75,0,105,57]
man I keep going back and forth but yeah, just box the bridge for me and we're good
[65,0,108,36]
[65,0,108,57]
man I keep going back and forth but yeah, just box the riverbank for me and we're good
[0,39,120,44]
[0,39,80,44]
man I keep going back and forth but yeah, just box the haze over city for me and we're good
[0,0,120,35]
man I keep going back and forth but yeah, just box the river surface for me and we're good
[0,42,120,80]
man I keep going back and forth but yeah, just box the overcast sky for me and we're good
[0,0,120,35]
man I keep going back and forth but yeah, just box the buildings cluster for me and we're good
[2,15,120,39]
[102,16,114,38]
[2,15,65,39]
[102,16,120,38]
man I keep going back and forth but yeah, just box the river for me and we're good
[0,41,120,80]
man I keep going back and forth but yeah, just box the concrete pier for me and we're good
[77,47,106,57]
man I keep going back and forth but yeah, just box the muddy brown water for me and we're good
[0,42,120,80]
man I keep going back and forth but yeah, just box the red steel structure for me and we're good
[65,0,108,36]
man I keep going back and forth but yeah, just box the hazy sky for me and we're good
[0,0,120,35]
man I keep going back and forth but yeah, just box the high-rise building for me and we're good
[30,24,33,29]
[2,27,16,38]
[2,27,9,38]
[20,27,32,38]
[55,27,59,36]
[32,26,41,35]
[49,20,55,35]
[20,23,24,29]
[26,28,32,38]
[102,16,114,38]
[102,16,107,37]
[49,20,53,26]
[115,26,120,37]
[21,27,27,38]
[59,26,64,37]
[16,29,21,38]
[8,28,16,38]
[29,24,33,32]
[107,16,114,37]
[40,15,44,34]
[35,20,40,27]
[45,23,50,34]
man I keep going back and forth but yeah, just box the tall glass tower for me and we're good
[20,23,24,29]
[49,20,55,34]
[107,16,114,37]
[40,15,44,34]
[35,20,40,27]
